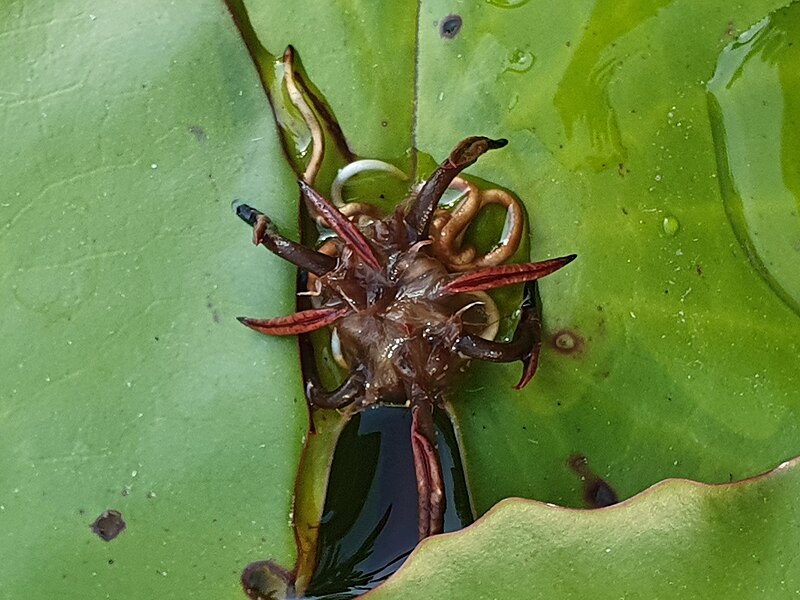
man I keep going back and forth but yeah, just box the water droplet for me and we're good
[504,49,534,73]
[485,0,531,7]
[662,215,680,237]
[707,4,800,316]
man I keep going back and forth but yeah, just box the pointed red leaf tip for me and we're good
[298,181,382,270]
[443,254,577,294]
[514,341,542,390]
[237,306,350,336]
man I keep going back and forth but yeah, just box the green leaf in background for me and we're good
[3,0,800,598]
[708,4,800,316]
[0,1,306,598]
[244,0,800,516]
[365,457,800,599]
[411,0,800,513]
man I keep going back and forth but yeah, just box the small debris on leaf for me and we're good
[91,509,126,541]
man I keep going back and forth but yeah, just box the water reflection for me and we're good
[707,3,800,316]
[553,0,674,171]
[304,406,472,599]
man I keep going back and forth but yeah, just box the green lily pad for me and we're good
[3,0,800,598]
[708,3,800,315]
[243,0,800,516]
[415,0,800,514]
[365,457,800,599]
[234,0,800,591]
[0,0,306,597]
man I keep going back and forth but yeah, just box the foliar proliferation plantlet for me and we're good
[235,135,576,540]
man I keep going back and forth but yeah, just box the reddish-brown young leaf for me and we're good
[298,180,382,270]
[514,339,542,391]
[237,306,350,336]
[411,402,444,540]
[442,255,577,295]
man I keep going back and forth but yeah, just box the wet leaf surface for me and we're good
[2,0,800,598]
[414,0,800,514]
[366,457,800,599]
[242,0,800,515]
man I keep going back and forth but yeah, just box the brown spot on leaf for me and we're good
[551,329,583,355]
[568,455,619,508]
[91,510,126,541]
[440,15,462,38]
[189,124,207,142]
[206,299,221,323]
[241,561,293,600]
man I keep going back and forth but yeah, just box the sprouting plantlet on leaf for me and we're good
[235,133,576,540]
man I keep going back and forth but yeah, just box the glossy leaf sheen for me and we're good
[415,0,800,507]
[2,0,800,598]
[246,0,800,593]
[367,458,800,599]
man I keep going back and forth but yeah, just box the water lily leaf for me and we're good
[430,0,800,513]
[243,0,800,517]
[222,0,800,595]
[0,1,306,597]
[3,0,800,597]
[365,457,800,599]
